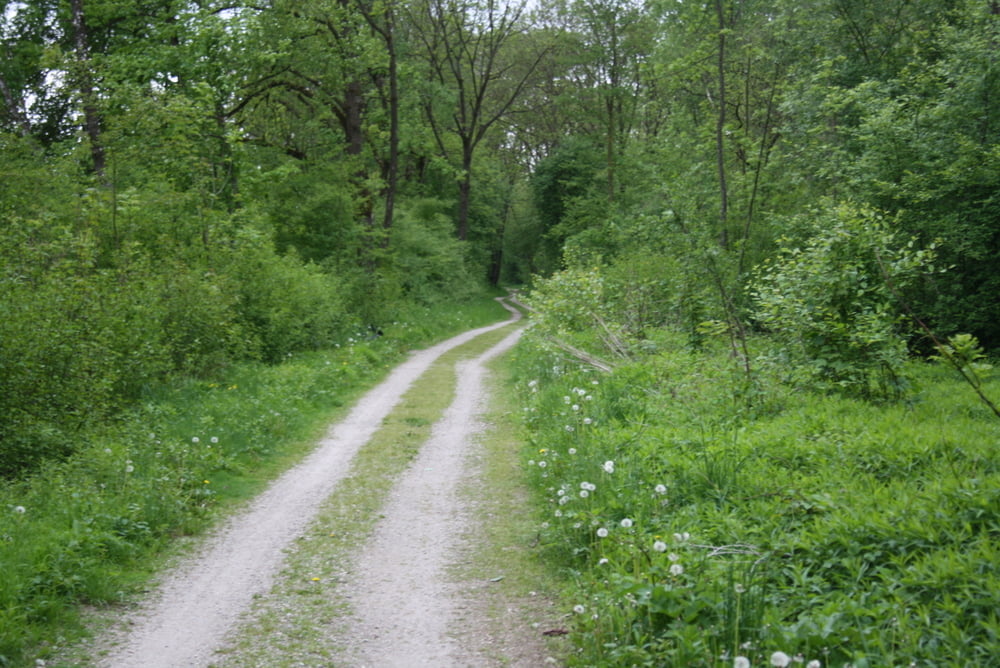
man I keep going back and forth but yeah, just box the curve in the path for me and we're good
[98,300,522,668]
[340,323,526,667]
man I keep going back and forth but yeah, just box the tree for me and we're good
[408,0,550,240]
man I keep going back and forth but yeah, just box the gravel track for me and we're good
[337,325,525,667]
[96,301,524,668]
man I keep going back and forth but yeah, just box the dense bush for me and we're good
[0,209,356,477]
[750,204,939,399]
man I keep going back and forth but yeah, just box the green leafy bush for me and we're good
[749,203,938,398]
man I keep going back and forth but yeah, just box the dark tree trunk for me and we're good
[70,0,106,179]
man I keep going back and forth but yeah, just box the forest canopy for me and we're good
[1,0,998,477]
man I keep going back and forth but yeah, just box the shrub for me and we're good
[749,203,938,399]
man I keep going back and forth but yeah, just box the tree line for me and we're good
[2,0,998,475]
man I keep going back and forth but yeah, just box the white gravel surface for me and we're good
[337,325,525,667]
[96,302,525,668]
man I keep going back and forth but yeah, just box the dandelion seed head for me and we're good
[598,557,609,565]
[734,658,751,668]
[583,417,593,425]
[668,552,680,562]
[735,583,746,594]
[806,661,821,668]
[654,484,667,494]
[210,436,219,444]
[573,604,585,614]
[602,460,615,473]
[14,506,26,514]
[596,527,609,537]
[653,540,667,552]
[579,490,589,498]
[770,651,791,667]
[669,564,684,576]
[620,518,633,528]
[191,436,200,443]
[568,448,577,455]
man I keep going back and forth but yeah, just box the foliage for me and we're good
[510,330,1000,667]
[749,203,938,399]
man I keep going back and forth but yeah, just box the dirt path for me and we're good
[93,300,547,667]
[336,325,525,667]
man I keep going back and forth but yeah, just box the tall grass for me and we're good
[511,329,1000,667]
[0,294,510,668]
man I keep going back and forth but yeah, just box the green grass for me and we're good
[0,294,511,668]
[510,330,1000,667]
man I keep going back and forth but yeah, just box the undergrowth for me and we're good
[510,328,1000,667]
[0,293,509,668]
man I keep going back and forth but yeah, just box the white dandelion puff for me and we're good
[770,651,791,667]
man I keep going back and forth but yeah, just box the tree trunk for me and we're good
[458,150,473,241]
[714,0,729,249]
[381,7,399,236]
[70,0,106,179]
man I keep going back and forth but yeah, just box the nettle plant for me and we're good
[749,204,938,399]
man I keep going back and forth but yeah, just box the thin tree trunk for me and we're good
[714,0,729,249]
[70,0,106,179]
[382,7,399,236]
[458,143,473,241]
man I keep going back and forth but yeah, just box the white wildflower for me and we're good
[653,540,667,552]
[620,518,633,528]
[734,658,751,668]
[596,527,609,538]
[771,651,791,667]
[669,564,684,576]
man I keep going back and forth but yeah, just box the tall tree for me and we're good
[409,0,549,240]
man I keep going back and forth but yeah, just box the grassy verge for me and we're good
[446,343,573,665]
[510,329,1000,667]
[0,294,510,668]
